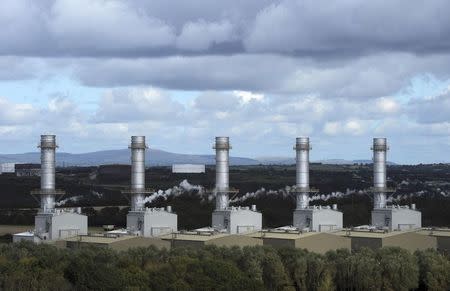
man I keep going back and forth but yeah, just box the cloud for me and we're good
[177,20,235,51]
[408,89,450,123]
[1,0,450,57]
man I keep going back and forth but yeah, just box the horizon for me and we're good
[0,1,449,164]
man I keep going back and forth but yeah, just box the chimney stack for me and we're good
[214,137,230,210]
[130,136,147,211]
[372,138,388,209]
[294,137,311,209]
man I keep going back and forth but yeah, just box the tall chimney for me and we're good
[39,135,57,212]
[130,136,147,211]
[214,137,230,210]
[372,137,388,209]
[294,137,311,209]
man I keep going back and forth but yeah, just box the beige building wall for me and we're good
[110,237,171,251]
[206,235,262,247]
[295,233,351,254]
[383,232,436,252]
[350,237,383,250]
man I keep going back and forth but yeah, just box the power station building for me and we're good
[211,137,262,234]
[123,136,177,237]
[370,138,421,230]
[292,137,343,232]
[13,135,87,243]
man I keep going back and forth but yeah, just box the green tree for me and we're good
[416,249,450,291]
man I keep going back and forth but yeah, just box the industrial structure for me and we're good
[13,135,87,243]
[211,137,262,234]
[172,164,205,173]
[123,136,177,237]
[370,138,421,230]
[292,137,343,231]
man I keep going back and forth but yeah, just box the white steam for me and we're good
[142,179,210,205]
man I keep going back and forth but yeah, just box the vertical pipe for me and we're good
[214,137,230,210]
[295,137,310,209]
[130,136,147,211]
[372,137,387,209]
[39,135,56,212]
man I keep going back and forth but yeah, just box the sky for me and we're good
[0,0,449,164]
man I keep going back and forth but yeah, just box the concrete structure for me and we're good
[123,136,177,237]
[172,164,205,173]
[248,229,350,254]
[65,235,170,251]
[0,163,15,174]
[292,137,343,231]
[370,138,421,230]
[161,231,262,248]
[336,229,436,252]
[13,135,87,243]
[211,137,262,234]
[417,228,450,254]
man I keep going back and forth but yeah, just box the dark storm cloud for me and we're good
[1,0,450,58]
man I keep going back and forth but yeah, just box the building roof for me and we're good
[160,232,230,242]
[65,235,135,244]
[334,229,424,238]
[247,230,322,240]
[416,229,450,238]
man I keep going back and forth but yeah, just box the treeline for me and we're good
[0,243,449,290]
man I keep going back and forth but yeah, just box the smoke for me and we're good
[231,186,364,203]
[142,179,210,205]
[56,195,83,206]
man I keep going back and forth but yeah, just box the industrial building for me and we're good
[13,135,87,243]
[172,164,205,173]
[370,138,421,230]
[64,235,170,251]
[247,228,350,254]
[0,162,15,174]
[291,137,343,232]
[123,136,177,237]
[335,229,436,252]
[416,228,450,254]
[210,137,262,234]
[160,230,262,248]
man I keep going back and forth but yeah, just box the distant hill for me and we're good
[0,149,259,166]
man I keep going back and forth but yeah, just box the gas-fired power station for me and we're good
[13,135,87,243]
[370,138,421,230]
[292,137,343,232]
[11,134,424,245]
[123,136,177,237]
[211,137,262,234]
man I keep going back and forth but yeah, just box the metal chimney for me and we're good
[130,136,147,211]
[33,135,64,212]
[372,138,388,209]
[214,137,231,210]
[294,137,313,209]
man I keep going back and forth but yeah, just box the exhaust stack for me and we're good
[372,138,388,209]
[36,135,64,212]
[214,137,230,210]
[294,137,312,209]
[130,136,147,211]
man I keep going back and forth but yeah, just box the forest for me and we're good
[0,242,449,291]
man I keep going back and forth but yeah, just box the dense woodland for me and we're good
[0,243,449,290]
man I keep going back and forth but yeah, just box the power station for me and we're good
[211,137,262,234]
[13,135,87,243]
[9,134,430,248]
[292,137,343,231]
[370,138,421,230]
[123,136,177,236]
